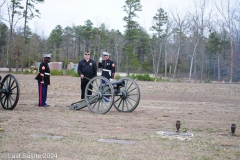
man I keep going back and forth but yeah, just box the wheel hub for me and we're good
[121,91,127,99]
[96,92,103,100]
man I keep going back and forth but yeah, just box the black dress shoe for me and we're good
[43,104,50,107]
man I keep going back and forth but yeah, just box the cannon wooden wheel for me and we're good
[113,77,140,112]
[85,76,114,114]
[70,76,140,113]
[0,74,20,110]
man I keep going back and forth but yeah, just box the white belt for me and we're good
[102,69,111,76]
[38,72,50,75]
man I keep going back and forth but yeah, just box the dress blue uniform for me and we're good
[98,52,115,80]
[35,54,51,107]
[98,52,115,102]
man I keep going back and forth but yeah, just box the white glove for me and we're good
[99,57,102,63]
[110,78,113,82]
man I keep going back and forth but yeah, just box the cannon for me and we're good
[70,76,140,114]
[0,74,20,110]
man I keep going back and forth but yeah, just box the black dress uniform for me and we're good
[98,57,115,80]
[98,52,115,102]
[78,59,97,99]
[35,54,51,107]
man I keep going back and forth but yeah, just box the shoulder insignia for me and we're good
[42,66,45,70]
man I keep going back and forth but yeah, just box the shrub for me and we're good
[204,78,211,83]
[143,73,155,81]
[176,79,181,82]
[157,77,170,82]
[130,74,137,80]
[13,71,21,74]
[129,73,155,81]
[23,70,30,74]
[115,74,121,80]
[128,74,171,82]
[51,70,63,76]
[65,69,79,77]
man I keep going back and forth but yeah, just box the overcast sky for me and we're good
[2,0,194,36]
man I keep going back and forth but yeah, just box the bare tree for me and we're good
[171,11,189,79]
[215,0,239,83]
[163,20,172,77]
[150,8,168,78]
[111,31,126,73]
[4,1,23,71]
[188,0,211,82]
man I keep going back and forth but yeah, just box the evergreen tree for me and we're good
[122,0,142,75]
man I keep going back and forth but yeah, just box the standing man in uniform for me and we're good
[78,51,97,99]
[98,52,115,102]
[35,54,51,107]
[98,52,115,81]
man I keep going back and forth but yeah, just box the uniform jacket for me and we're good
[98,59,115,79]
[35,61,50,85]
[78,59,97,81]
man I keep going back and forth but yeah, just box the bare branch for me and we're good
[0,0,6,8]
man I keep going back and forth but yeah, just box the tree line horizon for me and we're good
[0,0,240,82]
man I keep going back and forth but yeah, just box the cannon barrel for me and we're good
[111,79,125,88]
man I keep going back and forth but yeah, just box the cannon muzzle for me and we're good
[111,79,125,88]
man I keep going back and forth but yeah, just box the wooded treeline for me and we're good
[1,0,240,82]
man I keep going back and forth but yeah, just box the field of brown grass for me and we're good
[0,73,240,160]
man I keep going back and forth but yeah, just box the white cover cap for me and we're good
[103,52,110,56]
[43,54,51,58]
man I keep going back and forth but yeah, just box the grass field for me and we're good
[0,73,240,160]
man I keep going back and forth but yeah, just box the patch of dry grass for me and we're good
[0,73,240,160]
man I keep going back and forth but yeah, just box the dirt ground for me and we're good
[0,73,240,160]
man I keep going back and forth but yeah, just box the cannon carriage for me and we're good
[0,74,20,110]
[70,76,140,114]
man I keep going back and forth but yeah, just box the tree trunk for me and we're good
[217,52,221,80]
[164,39,167,77]
[173,44,180,79]
[189,40,199,80]
[229,38,234,83]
